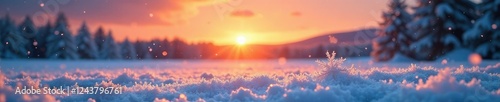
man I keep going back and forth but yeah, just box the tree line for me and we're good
[372,0,500,61]
[0,13,217,60]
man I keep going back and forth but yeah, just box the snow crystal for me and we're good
[283,84,355,102]
[230,87,265,102]
[200,73,214,80]
[88,98,96,102]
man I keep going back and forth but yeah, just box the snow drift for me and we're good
[0,53,499,101]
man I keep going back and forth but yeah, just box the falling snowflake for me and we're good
[492,24,497,30]
[441,59,447,65]
[328,35,338,44]
[40,3,44,7]
[149,13,154,17]
[162,51,168,56]
[469,53,482,65]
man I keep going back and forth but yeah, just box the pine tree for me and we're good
[75,22,99,59]
[94,27,106,59]
[150,39,163,59]
[172,38,186,59]
[463,0,500,59]
[135,40,152,60]
[161,38,173,59]
[409,0,475,60]
[18,16,37,58]
[0,14,28,59]
[101,31,122,59]
[32,21,54,58]
[0,17,3,57]
[45,13,79,59]
[34,21,53,58]
[314,45,324,58]
[121,38,137,60]
[372,0,412,61]
[279,46,290,58]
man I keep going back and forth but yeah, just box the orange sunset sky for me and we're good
[0,0,416,45]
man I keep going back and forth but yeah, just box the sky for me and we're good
[0,0,393,45]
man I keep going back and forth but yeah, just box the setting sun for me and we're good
[236,36,247,45]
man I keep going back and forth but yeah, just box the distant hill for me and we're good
[283,29,377,49]
[217,28,378,59]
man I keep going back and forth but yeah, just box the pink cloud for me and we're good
[230,10,255,18]
[0,0,225,26]
[291,11,302,17]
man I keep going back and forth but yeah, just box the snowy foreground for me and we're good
[1,55,500,102]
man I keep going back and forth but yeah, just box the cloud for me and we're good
[291,11,302,17]
[0,0,225,26]
[230,10,255,18]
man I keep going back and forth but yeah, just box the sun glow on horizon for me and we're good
[236,35,247,45]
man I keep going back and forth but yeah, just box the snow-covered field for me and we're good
[1,54,500,102]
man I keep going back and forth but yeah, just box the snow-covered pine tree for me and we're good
[34,21,53,58]
[463,0,500,59]
[279,46,290,58]
[45,13,79,60]
[372,0,412,61]
[161,38,173,59]
[101,31,122,59]
[0,14,28,59]
[171,38,186,59]
[150,39,162,59]
[18,16,37,58]
[135,40,152,60]
[121,38,137,60]
[75,22,99,59]
[94,27,106,59]
[409,0,475,60]
[0,17,3,57]
[314,44,324,58]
